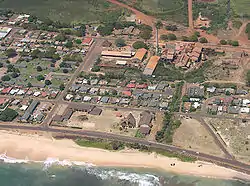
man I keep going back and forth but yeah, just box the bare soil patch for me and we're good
[204,118,250,162]
[173,118,224,156]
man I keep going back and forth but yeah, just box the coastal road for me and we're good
[0,124,250,175]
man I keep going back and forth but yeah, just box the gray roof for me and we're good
[21,100,39,121]
[138,111,152,127]
[187,86,204,97]
[101,96,109,103]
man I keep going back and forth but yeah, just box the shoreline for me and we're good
[0,130,249,181]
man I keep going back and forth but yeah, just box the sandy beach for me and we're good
[0,130,249,181]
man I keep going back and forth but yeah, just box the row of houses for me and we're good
[0,86,59,99]
[52,105,102,123]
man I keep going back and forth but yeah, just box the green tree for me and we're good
[5,48,17,58]
[194,31,200,37]
[91,66,100,72]
[0,62,3,68]
[231,40,239,46]
[59,83,65,91]
[0,108,18,121]
[139,29,152,40]
[36,66,43,72]
[220,39,227,45]
[246,70,250,86]
[31,49,41,58]
[63,69,69,73]
[11,72,19,78]
[75,39,82,45]
[132,41,147,49]
[65,41,73,48]
[45,80,52,85]
[115,38,126,47]
[27,82,32,87]
[160,34,168,41]
[36,75,44,81]
[55,34,67,42]
[1,75,10,81]
[199,37,208,43]
[167,33,177,41]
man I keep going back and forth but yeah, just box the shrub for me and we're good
[199,37,208,43]
[220,39,227,45]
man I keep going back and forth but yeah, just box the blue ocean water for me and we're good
[0,157,249,186]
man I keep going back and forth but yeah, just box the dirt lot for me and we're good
[204,118,250,162]
[67,109,142,137]
[54,104,68,115]
[204,54,250,84]
[172,118,224,156]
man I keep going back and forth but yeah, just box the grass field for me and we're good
[232,0,250,17]
[0,0,125,23]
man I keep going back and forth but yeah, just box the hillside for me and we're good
[0,0,125,23]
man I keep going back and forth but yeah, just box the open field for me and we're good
[172,118,224,156]
[204,118,250,162]
[0,0,124,23]
[232,0,250,17]
[67,109,142,136]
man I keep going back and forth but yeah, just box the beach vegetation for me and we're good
[74,137,197,162]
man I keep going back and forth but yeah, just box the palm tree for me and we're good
[155,20,163,54]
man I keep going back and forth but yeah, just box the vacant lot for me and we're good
[173,118,224,156]
[204,118,250,162]
[0,0,123,23]
[67,109,141,136]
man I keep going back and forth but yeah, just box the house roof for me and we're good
[138,111,152,127]
[122,90,132,97]
[140,124,151,135]
[82,38,93,45]
[133,48,147,61]
[143,56,160,75]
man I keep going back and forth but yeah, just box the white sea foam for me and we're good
[0,154,159,185]
[86,168,160,186]
[0,154,29,164]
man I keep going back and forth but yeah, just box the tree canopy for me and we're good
[0,108,18,121]
[132,41,147,49]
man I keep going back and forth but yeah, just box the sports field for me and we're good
[0,0,124,23]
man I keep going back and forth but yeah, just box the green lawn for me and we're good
[0,0,124,23]
[232,0,250,17]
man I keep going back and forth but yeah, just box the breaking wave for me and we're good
[0,154,160,186]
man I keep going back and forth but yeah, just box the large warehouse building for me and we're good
[0,27,12,39]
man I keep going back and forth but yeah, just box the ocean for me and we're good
[0,155,249,186]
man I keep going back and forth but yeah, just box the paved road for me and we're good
[42,39,103,126]
[197,117,234,159]
[0,124,250,175]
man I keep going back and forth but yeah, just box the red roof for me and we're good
[122,91,132,97]
[82,38,93,45]
[41,92,47,97]
[136,84,148,89]
[2,87,12,94]
[126,83,136,88]
[0,98,7,105]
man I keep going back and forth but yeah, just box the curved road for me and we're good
[0,124,250,175]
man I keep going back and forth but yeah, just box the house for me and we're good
[65,94,74,100]
[186,85,204,97]
[120,113,136,128]
[183,102,191,112]
[225,88,235,95]
[138,111,153,127]
[83,96,92,102]
[20,100,39,122]
[159,102,168,110]
[119,98,130,105]
[101,50,133,58]
[228,106,240,114]
[122,90,132,97]
[236,89,248,95]
[240,107,250,113]
[143,56,160,75]
[126,83,136,89]
[33,91,41,97]
[1,87,12,94]
[133,48,147,62]
[242,99,250,107]
[139,124,151,135]
[100,96,109,103]
[82,38,94,46]
[207,87,216,93]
